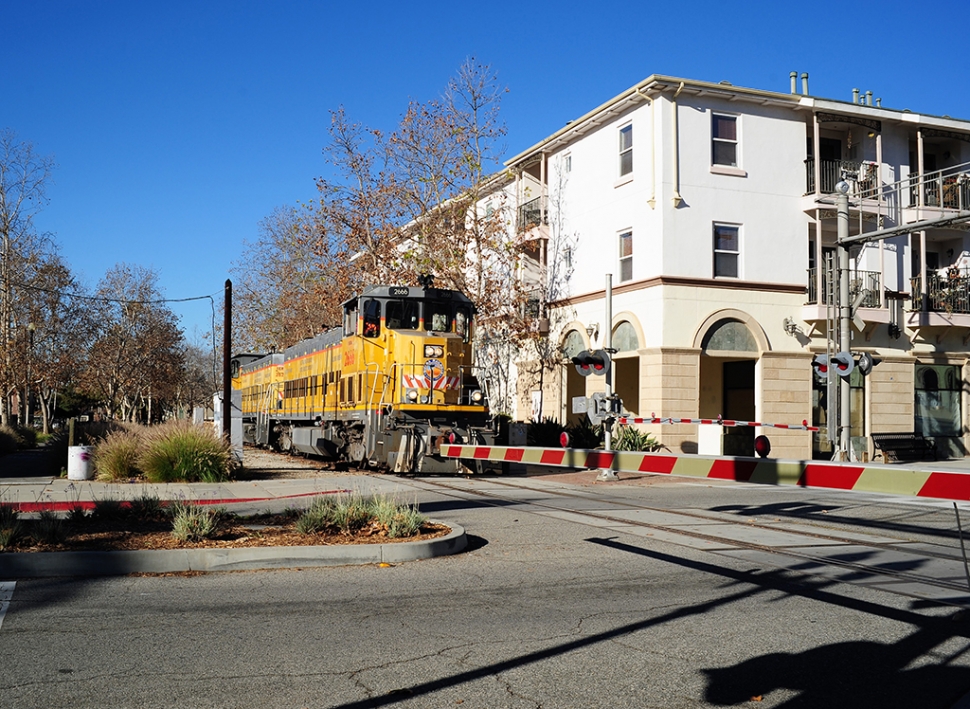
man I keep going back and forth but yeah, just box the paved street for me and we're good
[4,468,970,707]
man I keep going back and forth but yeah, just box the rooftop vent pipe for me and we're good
[866,91,872,106]
[801,72,809,95]
[790,71,797,94]
[853,88,860,103]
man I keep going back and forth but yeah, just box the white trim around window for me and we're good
[619,230,633,282]
[713,223,740,278]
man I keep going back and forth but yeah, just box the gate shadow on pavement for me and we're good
[588,537,970,709]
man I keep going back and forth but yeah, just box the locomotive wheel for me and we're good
[276,430,293,454]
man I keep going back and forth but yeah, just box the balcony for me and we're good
[806,268,881,307]
[907,171,970,210]
[911,272,970,314]
[908,271,970,331]
[517,195,548,231]
[805,158,879,196]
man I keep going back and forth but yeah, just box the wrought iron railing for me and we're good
[906,171,970,210]
[911,271,970,314]
[806,268,880,307]
[517,195,548,230]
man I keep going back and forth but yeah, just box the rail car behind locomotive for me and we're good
[231,282,497,474]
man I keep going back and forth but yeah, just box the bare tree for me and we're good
[0,129,55,425]
[8,253,89,432]
[231,204,355,352]
[80,265,185,421]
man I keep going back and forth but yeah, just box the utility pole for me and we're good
[596,273,618,481]
[836,180,852,459]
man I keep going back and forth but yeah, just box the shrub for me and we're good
[170,503,220,542]
[94,430,144,481]
[566,418,603,449]
[91,497,126,521]
[139,421,233,483]
[0,427,18,456]
[0,505,22,550]
[613,425,661,452]
[129,491,166,520]
[295,493,426,538]
[527,417,567,447]
[32,510,67,545]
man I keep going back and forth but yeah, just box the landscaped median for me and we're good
[0,490,468,578]
[0,523,467,578]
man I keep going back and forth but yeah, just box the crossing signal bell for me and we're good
[572,349,611,377]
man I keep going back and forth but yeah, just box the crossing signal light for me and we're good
[856,352,874,376]
[812,354,830,381]
[812,352,856,381]
[572,349,611,377]
[831,351,854,377]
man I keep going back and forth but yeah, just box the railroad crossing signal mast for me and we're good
[827,165,970,459]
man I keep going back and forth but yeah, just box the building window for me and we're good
[712,114,738,167]
[564,154,572,173]
[619,231,633,282]
[713,224,739,278]
[619,124,633,176]
[915,364,962,436]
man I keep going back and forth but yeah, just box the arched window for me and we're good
[561,330,585,360]
[613,321,639,352]
[701,319,758,353]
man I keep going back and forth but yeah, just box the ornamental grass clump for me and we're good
[139,421,233,483]
[170,502,220,542]
[94,430,143,481]
[295,493,427,539]
[32,510,67,545]
[0,505,23,550]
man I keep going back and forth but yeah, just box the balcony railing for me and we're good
[805,159,879,196]
[807,268,881,307]
[907,171,970,210]
[911,271,970,314]
[517,195,548,231]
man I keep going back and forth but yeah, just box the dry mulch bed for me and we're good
[5,514,451,553]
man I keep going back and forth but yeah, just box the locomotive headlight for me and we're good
[424,345,444,358]
[470,389,484,404]
[406,388,419,402]
[420,394,430,404]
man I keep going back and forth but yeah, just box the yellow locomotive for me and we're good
[231,281,496,473]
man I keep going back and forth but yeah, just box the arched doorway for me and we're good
[612,320,640,415]
[696,316,763,457]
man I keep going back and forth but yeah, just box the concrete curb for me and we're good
[0,523,466,578]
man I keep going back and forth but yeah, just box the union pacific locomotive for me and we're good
[231,281,497,474]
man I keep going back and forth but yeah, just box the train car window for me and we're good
[386,300,419,330]
[362,299,381,337]
[456,307,471,342]
[425,302,451,332]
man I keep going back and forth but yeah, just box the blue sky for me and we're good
[7,0,969,343]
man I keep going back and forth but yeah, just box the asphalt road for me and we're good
[4,472,970,708]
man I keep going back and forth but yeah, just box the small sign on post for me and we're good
[572,396,589,415]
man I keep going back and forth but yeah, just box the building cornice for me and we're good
[551,275,806,308]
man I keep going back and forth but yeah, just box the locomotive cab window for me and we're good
[362,299,381,338]
[386,300,420,330]
[425,302,451,332]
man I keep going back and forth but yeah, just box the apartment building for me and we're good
[499,73,970,460]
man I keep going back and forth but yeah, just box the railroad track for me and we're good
[404,474,970,608]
